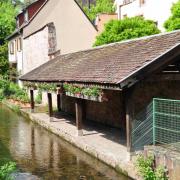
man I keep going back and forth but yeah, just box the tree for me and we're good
[83,0,114,21]
[0,43,9,76]
[0,1,17,45]
[94,16,161,46]
[0,1,17,77]
[164,0,180,31]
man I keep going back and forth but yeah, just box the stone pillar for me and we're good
[75,99,83,136]
[30,89,35,113]
[47,92,53,121]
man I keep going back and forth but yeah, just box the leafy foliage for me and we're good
[0,1,17,45]
[35,90,42,104]
[38,83,57,92]
[83,0,115,21]
[164,0,180,31]
[0,43,9,76]
[0,161,16,180]
[94,16,160,46]
[136,154,168,180]
[0,78,30,103]
[63,83,101,97]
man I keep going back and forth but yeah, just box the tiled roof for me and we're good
[20,30,180,87]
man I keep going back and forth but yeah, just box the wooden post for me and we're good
[30,89,34,113]
[47,93,53,121]
[57,94,61,112]
[124,88,134,152]
[75,99,83,136]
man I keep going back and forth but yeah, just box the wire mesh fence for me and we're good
[132,101,153,151]
[132,98,180,151]
[154,98,180,151]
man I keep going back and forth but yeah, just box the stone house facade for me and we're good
[7,0,98,86]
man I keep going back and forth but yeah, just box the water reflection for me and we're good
[0,104,130,180]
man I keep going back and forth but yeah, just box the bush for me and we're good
[82,0,115,21]
[35,90,42,104]
[136,154,168,180]
[0,78,30,103]
[94,16,160,46]
[0,162,16,180]
[164,0,180,31]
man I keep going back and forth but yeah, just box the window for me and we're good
[24,10,28,22]
[10,42,14,54]
[123,0,134,5]
[17,38,22,52]
[140,0,145,6]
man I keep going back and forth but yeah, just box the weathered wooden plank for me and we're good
[47,93,53,118]
[75,99,83,136]
[124,88,134,152]
[30,89,34,113]
[57,94,61,112]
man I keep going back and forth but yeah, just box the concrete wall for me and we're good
[23,26,49,74]
[23,0,97,55]
[114,0,178,31]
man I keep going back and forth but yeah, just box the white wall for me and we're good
[23,0,97,55]
[23,26,49,74]
[115,0,178,31]
[8,36,23,72]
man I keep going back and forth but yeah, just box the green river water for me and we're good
[0,104,130,180]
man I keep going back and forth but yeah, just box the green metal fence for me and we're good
[153,98,180,150]
[132,98,180,151]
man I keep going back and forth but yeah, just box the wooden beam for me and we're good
[124,88,134,152]
[75,99,83,136]
[57,94,61,112]
[121,91,126,130]
[145,73,180,82]
[30,89,35,113]
[47,93,53,119]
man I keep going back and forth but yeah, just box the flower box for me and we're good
[65,91,104,102]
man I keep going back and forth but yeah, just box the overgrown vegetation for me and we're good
[63,83,101,97]
[35,90,42,104]
[24,82,102,98]
[82,0,115,21]
[94,16,161,46]
[164,0,180,31]
[0,77,29,103]
[136,154,168,180]
[0,161,16,180]
[0,0,18,78]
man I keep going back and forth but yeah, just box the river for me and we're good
[0,104,129,180]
